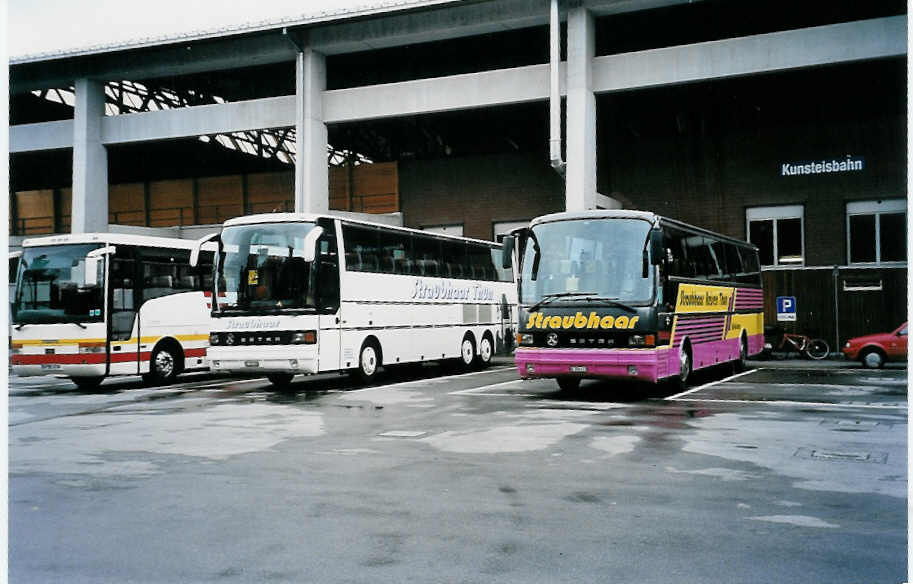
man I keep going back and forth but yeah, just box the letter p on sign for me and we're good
[776,296,796,322]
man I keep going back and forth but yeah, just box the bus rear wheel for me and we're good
[459,335,476,370]
[734,337,748,372]
[476,334,493,368]
[71,376,104,390]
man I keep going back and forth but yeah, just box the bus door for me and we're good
[108,247,141,374]
[315,221,342,371]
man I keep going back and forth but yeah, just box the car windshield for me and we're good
[520,218,654,305]
[13,243,105,325]
[215,222,320,314]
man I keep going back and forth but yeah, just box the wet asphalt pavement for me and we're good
[8,358,907,583]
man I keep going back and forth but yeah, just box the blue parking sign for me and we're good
[776,296,796,321]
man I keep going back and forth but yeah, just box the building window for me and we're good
[746,205,804,267]
[846,199,907,264]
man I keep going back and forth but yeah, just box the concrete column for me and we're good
[71,78,108,233]
[564,6,596,211]
[295,48,329,214]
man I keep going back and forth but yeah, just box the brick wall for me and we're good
[398,152,565,241]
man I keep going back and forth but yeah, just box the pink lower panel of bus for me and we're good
[515,334,763,384]
[515,347,670,383]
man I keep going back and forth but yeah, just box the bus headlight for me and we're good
[518,333,535,346]
[209,332,221,345]
[290,330,317,344]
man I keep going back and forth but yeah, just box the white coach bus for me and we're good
[11,233,213,389]
[195,213,517,387]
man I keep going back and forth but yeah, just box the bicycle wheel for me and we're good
[805,338,830,360]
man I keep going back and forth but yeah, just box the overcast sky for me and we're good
[7,0,374,58]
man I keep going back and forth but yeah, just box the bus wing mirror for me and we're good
[303,226,325,263]
[501,236,515,269]
[650,229,664,265]
[84,246,114,287]
[85,257,99,286]
[190,232,219,268]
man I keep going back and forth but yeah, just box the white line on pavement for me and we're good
[665,368,761,400]
[343,366,514,394]
[670,398,905,410]
[450,379,528,395]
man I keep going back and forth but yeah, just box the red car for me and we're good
[842,322,908,368]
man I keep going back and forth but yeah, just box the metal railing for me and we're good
[11,200,295,235]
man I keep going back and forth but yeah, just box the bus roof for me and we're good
[20,232,200,250]
[529,209,757,249]
[223,212,503,246]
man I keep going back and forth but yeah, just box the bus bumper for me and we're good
[207,346,319,375]
[11,360,107,378]
[514,347,664,383]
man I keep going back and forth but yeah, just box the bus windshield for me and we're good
[216,222,320,314]
[520,218,653,305]
[14,244,105,325]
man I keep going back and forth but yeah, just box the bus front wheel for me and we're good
[145,344,180,385]
[71,376,104,390]
[676,345,692,389]
[556,377,580,392]
[353,340,382,382]
[267,373,295,388]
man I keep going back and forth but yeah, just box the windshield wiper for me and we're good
[528,292,598,312]
[65,317,88,329]
[575,296,638,314]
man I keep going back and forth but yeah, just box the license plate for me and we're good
[244,360,260,368]
[40,364,62,370]
[570,366,587,373]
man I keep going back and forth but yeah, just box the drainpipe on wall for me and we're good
[549,0,566,178]
[833,265,840,354]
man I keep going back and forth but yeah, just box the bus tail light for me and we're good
[291,331,317,344]
[628,335,655,348]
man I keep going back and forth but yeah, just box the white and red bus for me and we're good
[504,210,764,390]
[11,233,213,389]
[195,213,517,386]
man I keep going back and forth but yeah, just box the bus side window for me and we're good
[343,224,380,273]
[724,243,743,281]
[413,235,440,277]
[468,244,495,281]
[664,229,691,278]
[709,241,727,279]
[443,241,467,279]
[380,231,410,275]
[738,247,762,285]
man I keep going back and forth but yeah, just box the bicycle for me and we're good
[762,328,830,360]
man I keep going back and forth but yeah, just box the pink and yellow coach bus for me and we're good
[502,210,764,390]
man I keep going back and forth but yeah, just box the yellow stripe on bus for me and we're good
[13,333,210,348]
[674,284,734,314]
